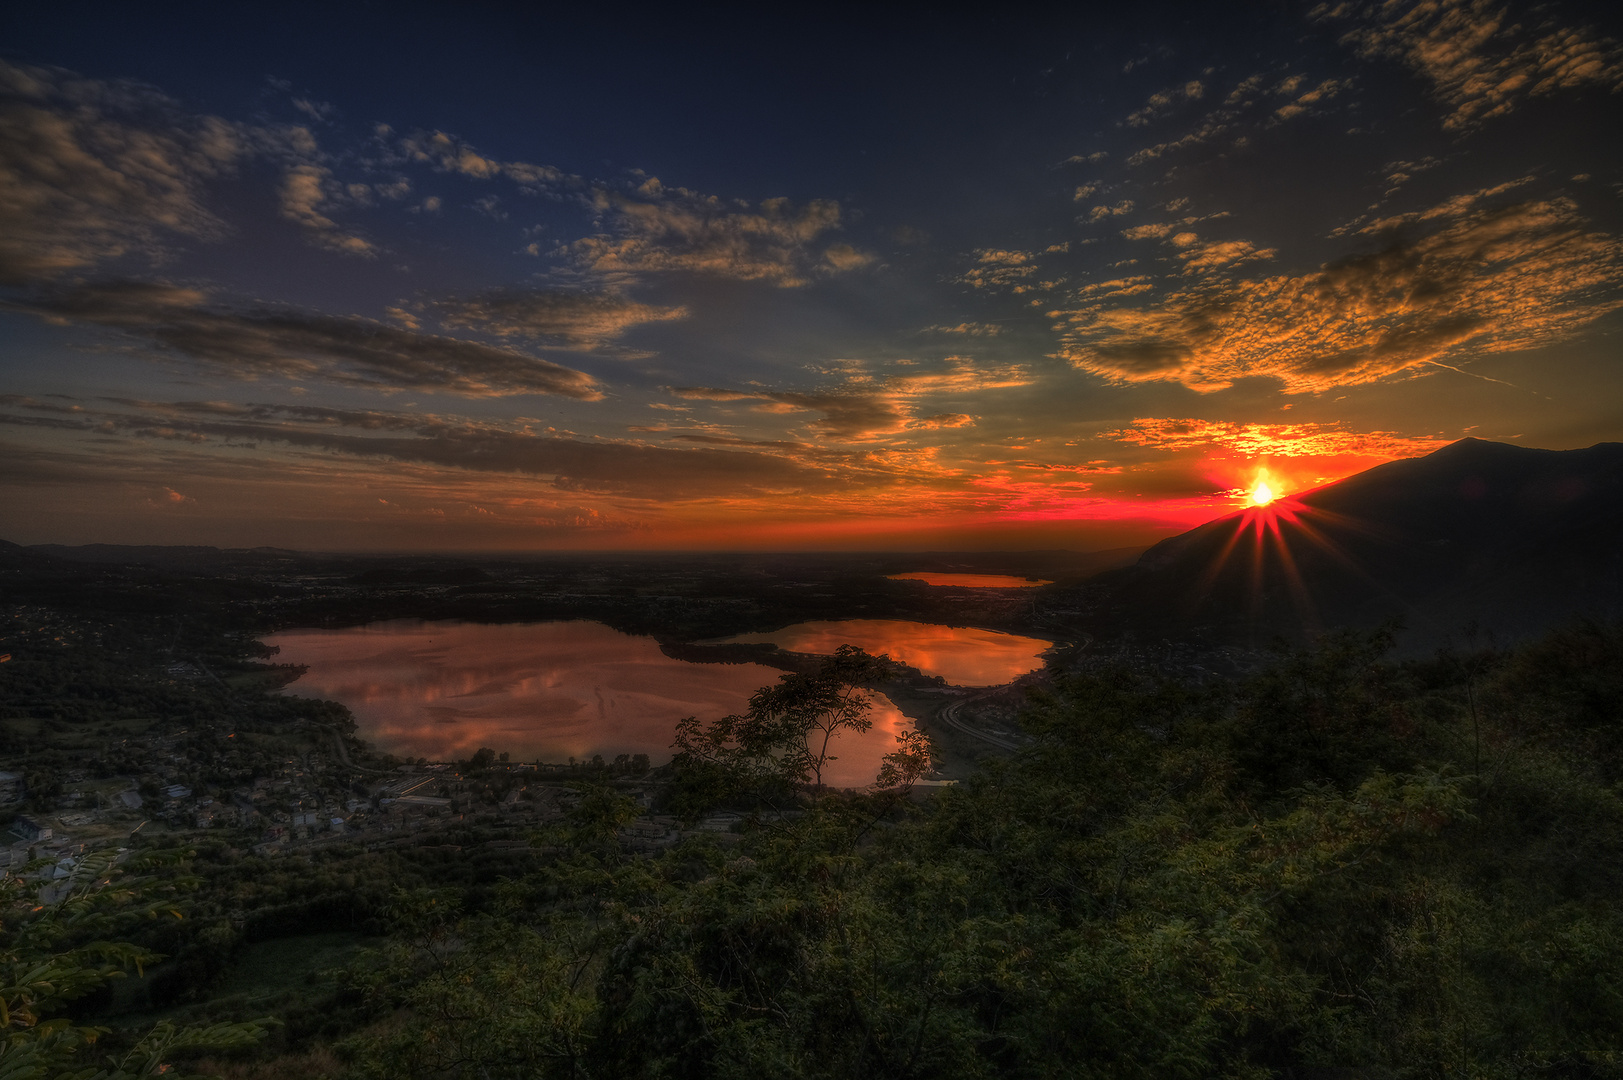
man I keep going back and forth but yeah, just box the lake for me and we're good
[888,572,1052,588]
[263,620,916,788]
[708,619,1053,686]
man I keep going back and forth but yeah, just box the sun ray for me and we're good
[1265,509,1319,633]
[1187,514,1253,619]
[1173,488,1411,640]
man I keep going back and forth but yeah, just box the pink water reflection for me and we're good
[712,619,1052,686]
[264,620,913,788]
[888,573,1052,588]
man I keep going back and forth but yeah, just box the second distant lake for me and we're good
[707,619,1054,687]
[888,573,1053,588]
[263,619,916,788]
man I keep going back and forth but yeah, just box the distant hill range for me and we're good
[1,543,1135,582]
[20,543,306,570]
[1075,438,1623,652]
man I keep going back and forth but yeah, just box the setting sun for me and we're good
[1250,479,1276,507]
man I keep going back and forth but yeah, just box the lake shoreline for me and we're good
[267,617,1056,785]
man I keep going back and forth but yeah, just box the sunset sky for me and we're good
[2,2,1620,551]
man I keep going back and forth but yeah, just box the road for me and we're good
[935,694,1023,752]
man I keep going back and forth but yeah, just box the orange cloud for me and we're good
[1078,275,1155,298]
[1324,0,1623,130]
[395,128,573,191]
[1272,77,1345,121]
[1086,200,1136,222]
[1177,238,1276,275]
[1121,223,1173,240]
[277,163,376,256]
[1057,196,1623,392]
[1126,117,1229,167]
[1105,417,1448,458]
[1,392,1249,552]
[823,242,878,272]
[957,248,1043,289]
[671,358,1030,442]
[920,322,1004,336]
[913,413,977,429]
[1125,80,1205,126]
[569,187,861,287]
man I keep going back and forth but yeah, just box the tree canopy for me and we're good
[327,623,1623,1078]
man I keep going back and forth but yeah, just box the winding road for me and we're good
[935,693,1023,752]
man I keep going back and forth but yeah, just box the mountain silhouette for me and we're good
[1078,439,1623,652]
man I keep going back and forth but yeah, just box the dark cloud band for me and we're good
[11,282,602,399]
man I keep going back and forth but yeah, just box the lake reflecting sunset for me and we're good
[888,573,1052,588]
[710,620,1053,686]
[264,620,915,788]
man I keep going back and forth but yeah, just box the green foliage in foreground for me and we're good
[325,621,1623,1079]
[1,848,269,1080]
[19,623,1623,1078]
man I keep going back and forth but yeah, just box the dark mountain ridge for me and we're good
[1082,438,1623,651]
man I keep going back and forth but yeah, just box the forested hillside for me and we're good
[9,620,1621,1078]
